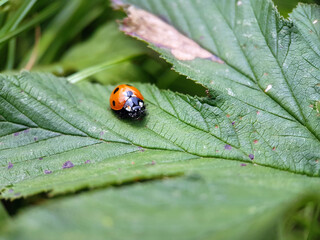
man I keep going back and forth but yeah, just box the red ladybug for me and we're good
[110,84,146,119]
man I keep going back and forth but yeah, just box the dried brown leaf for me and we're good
[118,5,223,63]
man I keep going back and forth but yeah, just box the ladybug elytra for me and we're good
[109,84,146,119]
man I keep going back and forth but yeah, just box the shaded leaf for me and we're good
[0,203,8,227]
[1,159,320,240]
[273,0,318,17]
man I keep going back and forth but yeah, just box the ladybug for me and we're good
[109,84,146,119]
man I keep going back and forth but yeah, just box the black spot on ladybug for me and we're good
[112,100,116,106]
[113,87,119,94]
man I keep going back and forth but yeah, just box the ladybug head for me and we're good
[123,96,145,119]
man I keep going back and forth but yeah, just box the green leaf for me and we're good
[0,71,225,198]
[116,0,320,174]
[0,203,8,228]
[0,70,319,199]
[1,160,320,240]
[33,22,148,85]
[61,22,145,70]
[62,22,146,84]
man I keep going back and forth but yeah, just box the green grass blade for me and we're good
[0,0,37,34]
[41,7,102,64]
[5,38,15,70]
[33,1,105,65]
[0,0,8,7]
[0,2,60,45]
[67,55,142,84]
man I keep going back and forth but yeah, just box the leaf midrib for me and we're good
[1,79,251,164]
[0,86,185,155]
[1,78,311,174]
[145,92,249,159]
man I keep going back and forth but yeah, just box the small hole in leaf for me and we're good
[62,161,74,169]
[44,170,52,174]
[7,162,13,169]
[224,145,232,150]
